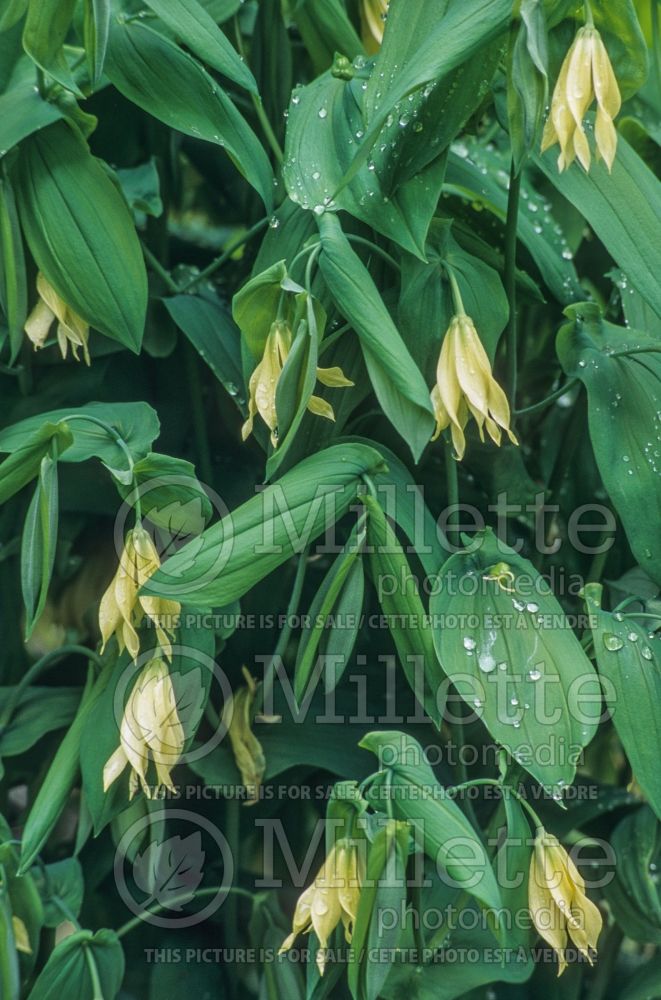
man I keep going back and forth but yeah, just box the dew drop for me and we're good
[603,633,624,651]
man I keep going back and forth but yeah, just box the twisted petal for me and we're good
[316,366,354,388]
[592,33,621,171]
[103,744,129,792]
[307,395,336,422]
[25,299,55,350]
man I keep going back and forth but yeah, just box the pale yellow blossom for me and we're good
[25,272,91,364]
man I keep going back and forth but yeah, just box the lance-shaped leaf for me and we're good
[0,174,27,363]
[0,422,71,506]
[585,583,661,820]
[143,0,257,93]
[318,213,435,461]
[22,0,82,97]
[14,122,147,352]
[364,495,445,726]
[557,303,661,585]
[83,0,110,87]
[105,15,273,209]
[360,731,503,912]
[538,133,661,322]
[429,527,601,792]
[21,449,59,638]
[141,443,386,607]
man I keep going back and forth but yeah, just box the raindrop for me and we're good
[603,633,624,651]
[528,668,542,681]
[268,216,279,229]
[463,637,477,651]
[642,646,653,661]
[318,108,328,119]
[527,602,539,613]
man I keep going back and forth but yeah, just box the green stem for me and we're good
[224,800,241,1000]
[584,0,594,26]
[63,414,141,519]
[504,162,521,403]
[0,645,104,729]
[447,777,544,830]
[345,234,401,273]
[446,267,466,316]
[178,217,270,294]
[258,550,309,713]
[115,885,255,939]
[141,243,179,293]
[233,16,284,163]
[51,894,82,930]
[514,379,578,417]
[448,718,482,837]
[410,857,426,958]
[83,944,104,1000]
[623,612,661,623]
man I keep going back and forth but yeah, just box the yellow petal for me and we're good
[12,916,32,954]
[103,744,129,791]
[307,395,336,422]
[591,30,621,120]
[315,365,354,388]
[25,299,55,349]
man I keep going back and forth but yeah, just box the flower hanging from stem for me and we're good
[241,320,353,446]
[541,18,621,173]
[99,525,180,661]
[279,838,364,975]
[431,271,518,460]
[103,657,185,799]
[24,272,91,364]
[528,829,602,976]
[221,668,266,805]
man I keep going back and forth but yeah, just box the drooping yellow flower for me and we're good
[99,526,180,661]
[241,320,353,446]
[280,839,364,975]
[528,830,602,976]
[431,314,518,460]
[12,916,32,954]
[24,272,91,364]
[360,0,388,53]
[221,668,266,805]
[542,25,621,172]
[103,657,185,798]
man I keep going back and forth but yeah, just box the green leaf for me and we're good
[142,442,386,608]
[317,213,435,461]
[32,858,84,929]
[348,819,410,1000]
[429,527,601,791]
[143,0,256,92]
[507,0,549,172]
[620,953,661,1000]
[0,65,63,156]
[359,730,503,912]
[82,0,110,86]
[105,16,273,210]
[0,402,160,472]
[116,452,213,536]
[0,421,71,505]
[338,0,513,192]
[115,158,163,218]
[0,174,27,362]
[232,259,288,359]
[164,293,243,402]
[27,928,125,1000]
[585,583,661,820]
[284,68,447,259]
[603,806,661,944]
[557,304,661,584]
[288,0,363,74]
[446,140,582,304]
[22,0,83,97]
[295,513,365,702]
[14,121,147,351]
[0,687,81,757]
[364,495,445,726]
[537,132,661,321]
[0,0,27,33]
[20,449,59,637]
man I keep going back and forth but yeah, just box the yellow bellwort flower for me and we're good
[221,668,266,804]
[241,320,354,446]
[528,830,602,976]
[24,272,91,365]
[103,657,185,799]
[98,526,180,661]
[542,24,621,172]
[360,0,388,53]
[280,839,364,975]
[431,313,518,461]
